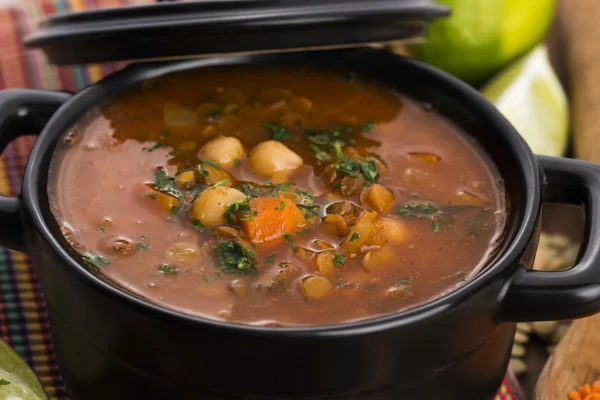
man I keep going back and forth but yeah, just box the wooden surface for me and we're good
[534,1,600,398]
[558,0,600,163]
[536,314,600,399]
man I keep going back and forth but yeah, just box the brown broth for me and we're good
[48,66,506,326]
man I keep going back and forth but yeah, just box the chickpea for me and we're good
[302,275,333,300]
[167,242,200,263]
[379,217,411,244]
[249,140,303,178]
[360,183,395,212]
[362,245,396,272]
[155,191,180,212]
[315,252,336,277]
[176,170,196,189]
[198,136,245,168]
[190,186,246,227]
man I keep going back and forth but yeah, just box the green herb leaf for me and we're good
[191,219,206,233]
[153,169,182,199]
[265,254,275,264]
[349,232,360,242]
[333,252,347,268]
[201,275,209,283]
[432,220,440,232]
[82,252,111,268]
[298,204,320,219]
[223,198,255,223]
[396,203,442,218]
[159,129,171,138]
[0,379,10,386]
[360,159,380,183]
[332,158,361,178]
[206,109,223,118]
[212,179,229,188]
[216,240,257,274]
[234,158,241,167]
[200,158,221,168]
[305,126,354,161]
[145,192,158,200]
[143,141,168,152]
[98,227,105,232]
[158,264,178,276]
[360,121,375,133]
[297,228,312,236]
[275,200,286,211]
[261,122,292,141]
[282,232,294,244]
[137,236,150,251]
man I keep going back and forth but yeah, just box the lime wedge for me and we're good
[482,44,568,156]
[0,339,47,400]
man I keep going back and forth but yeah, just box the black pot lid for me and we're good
[24,0,449,65]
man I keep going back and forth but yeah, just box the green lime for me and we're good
[0,339,47,400]
[409,0,556,86]
[482,45,568,157]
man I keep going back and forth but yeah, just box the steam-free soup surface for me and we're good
[49,66,506,326]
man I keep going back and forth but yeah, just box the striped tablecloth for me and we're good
[0,1,521,399]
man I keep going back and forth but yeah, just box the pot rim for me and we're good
[21,48,539,336]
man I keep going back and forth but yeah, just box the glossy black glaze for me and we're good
[24,0,449,65]
[0,49,599,399]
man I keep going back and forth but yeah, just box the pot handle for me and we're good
[498,155,600,322]
[0,89,72,252]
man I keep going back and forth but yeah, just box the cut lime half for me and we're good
[482,44,569,157]
[0,339,47,400]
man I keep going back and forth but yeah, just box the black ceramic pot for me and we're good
[0,49,599,400]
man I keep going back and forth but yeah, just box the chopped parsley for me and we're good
[282,233,294,244]
[330,143,379,183]
[275,200,286,211]
[82,252,110,268]
[0,379,10,386]
[201,275,209,283]
[432,220,440,232]
[137,236,150,251]
[212,179,229,188]
[98,227,105,232]
[265,254,275,264]
[396,203,442,218]
[297,204,320,219]
[297,228,312,236]
[216,240,257,274]
[238,182,295,199]
[158,264,178,276]
[159,129,171,138]
[143,141,168,152]
[304,125,354,162]
[153,169,182,199]
[333,252,347,268]
[144,192,157,200]
[261,122,291,141]
[360,121,375,133]
[191,219,206,233]
[349,232,360,242]
[206,109,223,118]
[234,158,241,167]
[223,199,256,223]
[279,261,291,268]
[200,158,220,168]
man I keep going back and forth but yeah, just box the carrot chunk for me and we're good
[241,198,306,244]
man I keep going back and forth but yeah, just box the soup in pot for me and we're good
[48,66,506,326]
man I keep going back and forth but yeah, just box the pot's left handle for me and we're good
[0,89,72,253]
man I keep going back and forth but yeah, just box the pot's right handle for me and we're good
[498,155,600,322]
[0,89,72,253]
